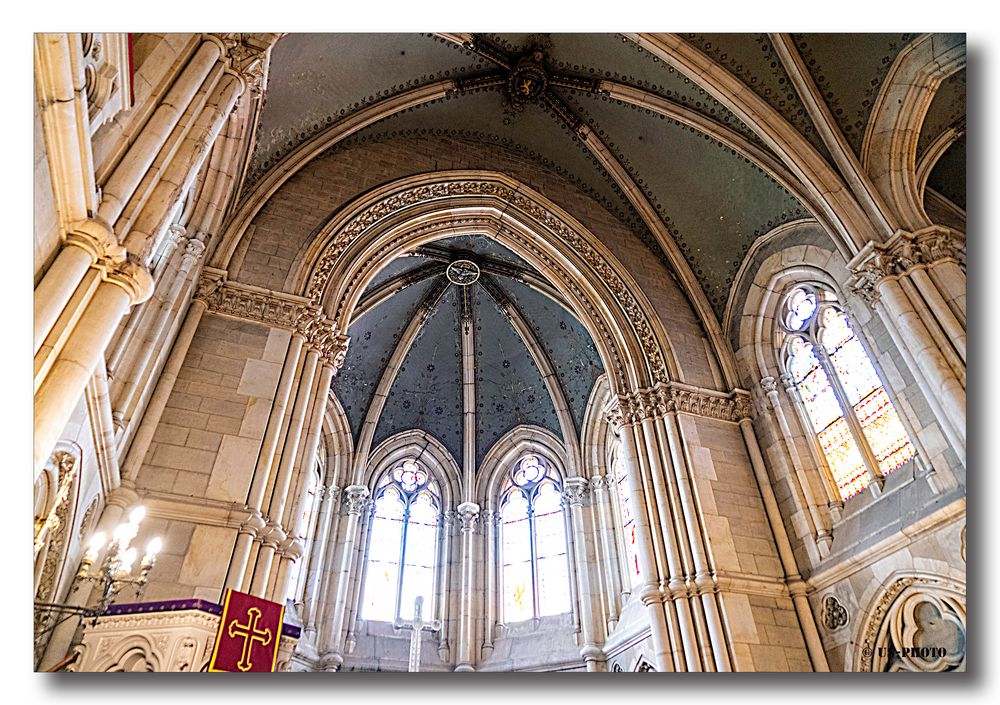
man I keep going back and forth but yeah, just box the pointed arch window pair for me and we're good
[360,460,440,623]
[359,454,575,626]
[782,286,915,500]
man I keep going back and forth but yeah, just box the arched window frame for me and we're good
[606,439,642,593]
[778,283,917,501]
[497,453,573,623]
[358,458,443,623]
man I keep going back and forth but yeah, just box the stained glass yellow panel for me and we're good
[818,417,870,499]
[855,388,916,476]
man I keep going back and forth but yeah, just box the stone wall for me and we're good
[133,313,290,601]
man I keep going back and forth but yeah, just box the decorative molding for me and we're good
[857,577,965,672]
[612,382,754,424]
[301,176,673,389]
[198,275,350,369]
[847,227,966,305]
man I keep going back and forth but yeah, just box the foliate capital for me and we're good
[343,485,370,516]
[561,477,590,508]
[760,376,778,395]
[847,227,966,306]
[456,502,480,533]
[183,237,207,262]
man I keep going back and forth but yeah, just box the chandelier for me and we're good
[74,505,163,616]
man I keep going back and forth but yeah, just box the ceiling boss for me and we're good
[506,48,548,108]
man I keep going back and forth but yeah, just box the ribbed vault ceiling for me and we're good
[246,31,965,349]
[331,236,604,469]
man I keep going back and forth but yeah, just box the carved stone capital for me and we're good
[604,403,625,433]
[219,33,280,96]
[183,238,207,262]
[561,477,590,508]
[760,376,778,395]
[589,475,608,492]
[456,502,480,533]
[847,227,966,306]
[343,485,370,516]
[194,268,226,303]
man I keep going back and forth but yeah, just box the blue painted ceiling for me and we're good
[336,235,604,470]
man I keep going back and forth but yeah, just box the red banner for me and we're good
[208,589,285,673]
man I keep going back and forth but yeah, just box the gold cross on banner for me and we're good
[227,606,273,672]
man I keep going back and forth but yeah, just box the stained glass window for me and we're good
[360,460,439,622]
[500,455,572,622]
[782,286,916,500]
[613,455,641,586]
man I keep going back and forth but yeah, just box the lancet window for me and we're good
[611,453,641,587]
[360,459,441,622]
[499,454,571,622]
[781,285,915,500]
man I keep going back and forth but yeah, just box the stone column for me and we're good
[105,224,187,376]
[302,485,339,640]
[322,485,369,670]
[759,376,833,553]
[34,221,118,357]
[590,474,622,630]
[480,509,497,658]
[118,275,217,485]
[438,510,456,660]
[123,69,246,261]
[97,39,225,227]
[110,237,207,428]
[662,409,732,671]
[634,408,699,672]
[34,261,152,476]
[343,501,375,655]
[225,332,304,592]
[563,478,604,672]
[848,230,966,456]
[613,407,674,673]
[454,502,479,672]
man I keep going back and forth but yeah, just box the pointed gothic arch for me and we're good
[290,170,682,395]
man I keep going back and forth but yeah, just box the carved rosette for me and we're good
[821,594,849,632]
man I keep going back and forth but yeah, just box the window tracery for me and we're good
[499,454,571,622]
[780,285,916,500]
[360,459,441,623]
